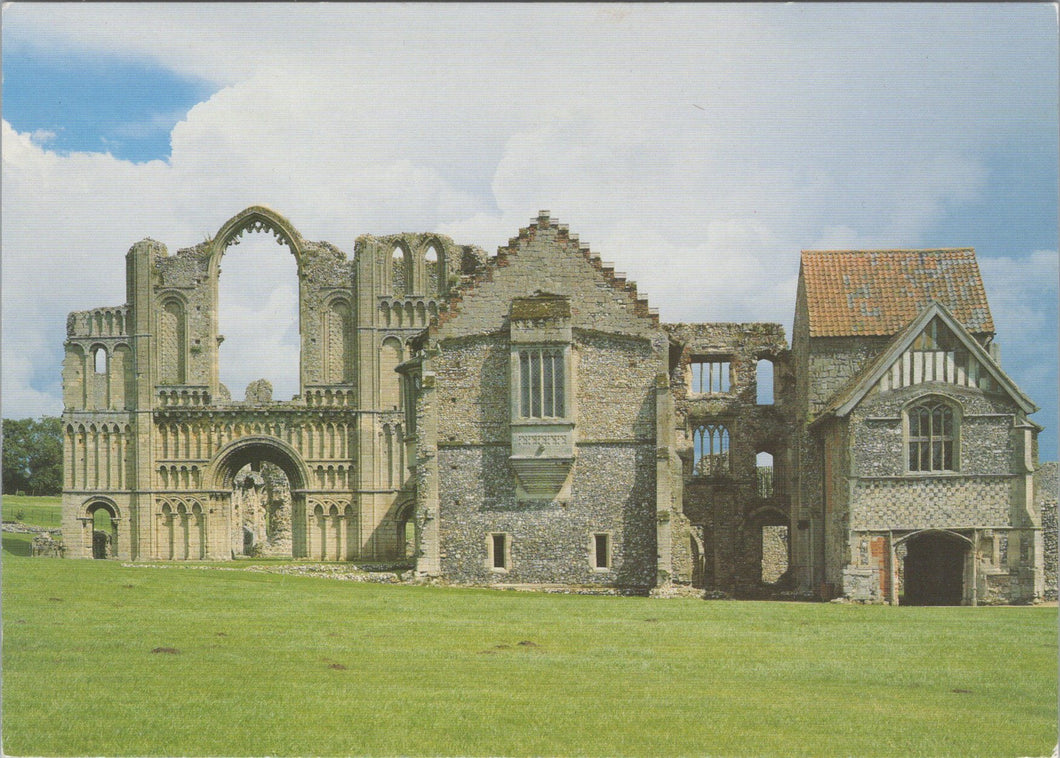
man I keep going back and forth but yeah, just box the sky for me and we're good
[3,3,1058,457]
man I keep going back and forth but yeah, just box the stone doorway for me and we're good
[88,502,117,559]
[901,532,968,605]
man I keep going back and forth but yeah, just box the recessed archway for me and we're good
[207,437,309,558]
[900,531,969,606]
[85,500,118,559]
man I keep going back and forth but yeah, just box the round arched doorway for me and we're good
[207,437,309,559]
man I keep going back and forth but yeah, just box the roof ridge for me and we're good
[801,248,975,255]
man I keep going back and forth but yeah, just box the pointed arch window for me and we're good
[693,424,730,476]
[906,399,957,472]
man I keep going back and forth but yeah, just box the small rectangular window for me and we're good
[492,533,508,570]
[594,533,610,569]
[690,360,731,394]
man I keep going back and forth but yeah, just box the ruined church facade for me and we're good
[62,207,1049,604]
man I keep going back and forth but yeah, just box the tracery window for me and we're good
[693,424,730,476]
[517,348,566,419]
[907,400,957,472]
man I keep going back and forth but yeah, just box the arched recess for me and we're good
[323,298,354,384]
[159,297,187,385]
[394,499,416,560]
[207,436,310,558]
[111,343,135,410]
[380,337,403,410]
[63,344,87,409]
[82,499,120,559]
[894,529,972,606]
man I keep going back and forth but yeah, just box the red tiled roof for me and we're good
[800,249,994,337]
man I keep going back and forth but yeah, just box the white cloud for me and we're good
[2,4,1056,448]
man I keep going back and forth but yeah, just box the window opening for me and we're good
[594,533,611,569]
[218,232,299,401]
[518,348,565,418]
[693,424,730,475]
[94,347,107,374]
[391,246,408,295]
[908,400,955,472]
[425,245,440,294]
[756,359,774,405]
[756,451,774,497]
[491,533,508,569]
[690,360,731,393]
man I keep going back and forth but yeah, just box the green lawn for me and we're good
[3,552,1057,757]
[2,493,62,528]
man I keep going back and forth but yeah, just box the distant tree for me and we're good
[3,417,63,495]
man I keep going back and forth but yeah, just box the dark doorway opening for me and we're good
[902,532,967,605]
[89,503,117,559]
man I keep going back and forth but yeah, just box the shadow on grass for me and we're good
[2,533,33,557]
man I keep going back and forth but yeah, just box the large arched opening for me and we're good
[209,208,304,402]
[208,437,309,558]
[84,500,119,559]
[899,531,970,606]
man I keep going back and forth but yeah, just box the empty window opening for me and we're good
[425,245,440,294]
[756,451,774,497]
[907,400,956,472]
[491,533,509,570]
[93,347,107,374]
[693,424,730,475]
[518,348,565,418]
[760,525,789,584]
[392,246,408,295]
[690,360,731,394]
[218,232,300,401]
[594,533,611,569]
[756,359,774,405]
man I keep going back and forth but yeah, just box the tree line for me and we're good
[3,417,62,495]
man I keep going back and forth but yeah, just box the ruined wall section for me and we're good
[1035,462,1057,600]
[664,322,796,595]
[413,213,668,590]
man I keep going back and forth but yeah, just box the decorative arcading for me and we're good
[67,306,130,338]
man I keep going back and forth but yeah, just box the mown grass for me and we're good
[2,493,62,527]
[3,552,1056,758]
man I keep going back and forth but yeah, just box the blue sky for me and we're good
[2,4,1057,457]
[3,42,215,162]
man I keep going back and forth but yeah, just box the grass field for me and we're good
[2,493,62,528]
[2,500,1057,757]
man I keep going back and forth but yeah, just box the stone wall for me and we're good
[1036,462,1058,600]
[436,444,657,588]
[664,322,796,595]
